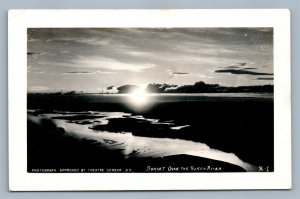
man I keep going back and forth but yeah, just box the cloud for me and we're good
[32,71,45,74]
[166,69,189,75]
[99,86,118,93]
[60,50,69,54]
[27,65,42,73]
[256,28,273,32]
[75,56,156,72]
[28,39,41,42]
[96,70,116,74]
[27,51,48,57]
[223,66,240,69]
[126,51,151,57]
[62,70,115,75]
[60,37,111,46]
[257,77,274,80]
[243,67,257,70]
[62,71,95,75]
[28,86,49,92]
[173,72,189,75]
[27,28,274,90]
[223,63,248,69]
[36,61,76,68]
[215,69,273,76]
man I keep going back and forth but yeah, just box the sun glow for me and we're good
[128,87,149,106]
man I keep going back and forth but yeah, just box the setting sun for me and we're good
[128,87,149,106]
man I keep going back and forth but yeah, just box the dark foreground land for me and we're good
[27,93,274,172]
[28,117,245,172]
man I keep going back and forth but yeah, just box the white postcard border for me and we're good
[8,9,291,191]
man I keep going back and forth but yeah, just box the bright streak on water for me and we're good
[46,112,258,172]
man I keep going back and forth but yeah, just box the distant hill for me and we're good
[116,81,273,94]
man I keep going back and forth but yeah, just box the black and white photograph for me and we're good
[27,27,274,173]
[8,10,291,190]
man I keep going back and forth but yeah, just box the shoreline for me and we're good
[27,115,249,173]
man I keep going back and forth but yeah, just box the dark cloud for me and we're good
[115,81,274,94]
[243,68,257,70]
[173,72,189,75]
[225,66,240,69]
[257,77,274,80]
[215,69,273,76]
[62,71,94,74]
[27,51,47,57]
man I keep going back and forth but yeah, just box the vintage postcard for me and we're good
[8,9,291,191]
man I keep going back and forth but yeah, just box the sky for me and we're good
[27,28,273,93]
